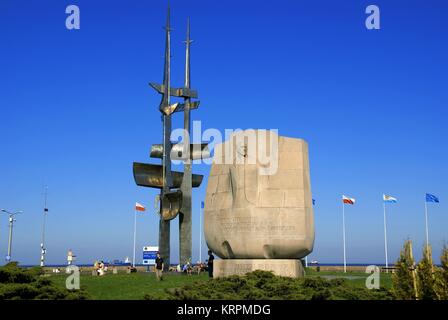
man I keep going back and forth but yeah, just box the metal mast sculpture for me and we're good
[133,6,209,269]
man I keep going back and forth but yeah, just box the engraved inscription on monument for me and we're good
[204,130,315,277]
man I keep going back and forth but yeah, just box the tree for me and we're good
[416,245,438,300]
[392,240,417,299]
[434,244,448,299]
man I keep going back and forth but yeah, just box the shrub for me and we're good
[150,271,393,300]
[0,263,89,300]
[434,244,448,300]
[416,245,438,300]
[392,240,417,299]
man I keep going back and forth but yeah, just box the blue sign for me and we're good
[142,246,158,265]
[143,252,157,260]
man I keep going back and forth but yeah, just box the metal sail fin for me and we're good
[133,162,204,189]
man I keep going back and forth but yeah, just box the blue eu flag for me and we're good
[312,199,316,206]
[201,201,205,208]
[426,193,439,203]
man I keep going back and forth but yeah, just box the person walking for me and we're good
[155,252,164,281]
[196,261,202,275]
[207,250,214,278]
[186,260,192,276]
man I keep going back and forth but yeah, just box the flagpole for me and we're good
[383,201,389,272]
[424,200,429,253]
[199,202,202,262]
[133,209,137,268]
[342,201,347,273]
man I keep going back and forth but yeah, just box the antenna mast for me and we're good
[40,186,49,267]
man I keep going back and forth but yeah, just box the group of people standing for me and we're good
[153,250,214,281]
[87,251,213,280]
[93,260,107,276]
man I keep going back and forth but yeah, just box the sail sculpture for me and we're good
[133,7,209,268]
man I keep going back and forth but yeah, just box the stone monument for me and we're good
[204,130,314,277]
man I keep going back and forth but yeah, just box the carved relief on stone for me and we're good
[204,130,314,259]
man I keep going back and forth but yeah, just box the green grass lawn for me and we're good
[305,269,393,289]
[48,269,393,300]
[50,272,210,300]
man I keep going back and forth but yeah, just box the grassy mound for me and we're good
[0,262,88,300]
[146,270,393,300]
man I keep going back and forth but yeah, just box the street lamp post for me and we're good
[1,209,23,262]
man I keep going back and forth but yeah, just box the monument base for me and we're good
[213,259,304,278]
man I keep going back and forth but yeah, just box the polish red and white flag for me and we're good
[135,202,146,212]
[342,195,355,205]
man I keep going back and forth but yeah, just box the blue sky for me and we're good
[0,0,447,265]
